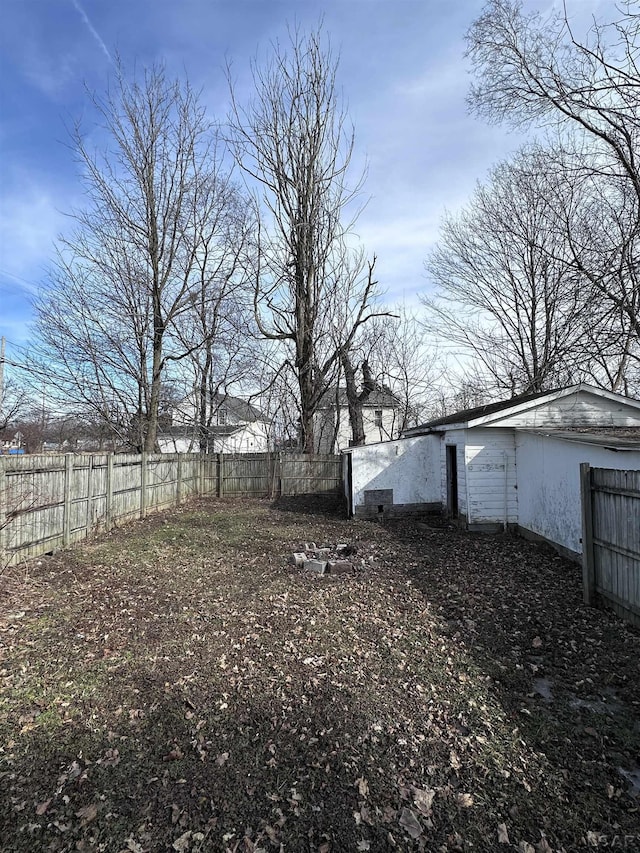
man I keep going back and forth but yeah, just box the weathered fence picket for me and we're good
[581,463,640,626]
[0,451,343,568]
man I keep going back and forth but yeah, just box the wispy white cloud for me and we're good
[0,184,66,283]
[70,0,113,64]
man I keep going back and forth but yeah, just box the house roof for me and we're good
[158,423,246,440]
[211,394,270,423]
[402,384,640,435]
[319,386,400,410]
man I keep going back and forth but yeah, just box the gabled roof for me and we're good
[159,421,270,440]
[211,394,270,423]
[319,386,400,410]
[402,384,640,436]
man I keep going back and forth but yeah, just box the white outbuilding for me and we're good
[343,384,640,559]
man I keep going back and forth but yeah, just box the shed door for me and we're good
[446,445,459,518]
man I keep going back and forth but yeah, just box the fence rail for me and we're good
[0,451,342,568]
[581,463,640,627]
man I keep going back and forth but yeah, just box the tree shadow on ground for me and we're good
[271,493,347,518]
[382,516,640,847]
[1,680,398,852]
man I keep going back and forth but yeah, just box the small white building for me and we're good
[315,386,401,453]
[158,394,271,454]
[343,384,640,558]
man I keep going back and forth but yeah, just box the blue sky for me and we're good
[0,0,602,352]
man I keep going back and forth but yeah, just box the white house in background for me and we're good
[315,386,401,453]
[343,384,640,559]
[158,394,271,454]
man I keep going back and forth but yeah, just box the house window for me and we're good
[218,407,228,426]
[374,410,383,428]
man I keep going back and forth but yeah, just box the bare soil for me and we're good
[1,496,638,852]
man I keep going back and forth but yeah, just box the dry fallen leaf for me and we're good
[497,822,510,844]
[412,787,435,816]
[456,793,474,808]
[399,807,422,839]
[216,752,229,766]
[532,636,543,648]
[75,802,98,825]
[356,776,369,798]
[172,830,192,852]
[519,843,536,853]
[164,746,184,761]
[36,799,51,816]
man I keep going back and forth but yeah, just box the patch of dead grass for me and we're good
[0,497,639,852]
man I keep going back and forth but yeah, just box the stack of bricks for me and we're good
[290,542,355,576]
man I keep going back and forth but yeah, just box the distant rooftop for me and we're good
[319,386,400,410]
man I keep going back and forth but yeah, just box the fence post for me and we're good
[0,457,7,566]
[86,455,94,536]
[217,453,224,498]
[106,453,114,531]
[176,454,183,505]
[63,454,73,547]
[140,451,148,519]
[581,462,596,606]
[278,452,285,496]
[199,453,205,496]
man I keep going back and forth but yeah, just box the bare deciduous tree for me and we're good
[424,148,588,395]
[34,64,249,451]
[228,26,384,452]
[466,0,640,393]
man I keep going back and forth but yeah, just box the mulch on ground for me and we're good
[1,496,638,852]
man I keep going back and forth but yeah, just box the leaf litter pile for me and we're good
[1,496,639,852]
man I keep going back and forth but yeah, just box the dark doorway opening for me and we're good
[446,445,459,518]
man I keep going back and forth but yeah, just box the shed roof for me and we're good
[402,384,640,435]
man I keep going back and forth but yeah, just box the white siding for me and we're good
[489,391,640,429]
[348,435,441,510]
[516,432,640,555]
[158,422,271,455]
[212,422,270,453]
[319,406,399,453]
[465,428,517,525]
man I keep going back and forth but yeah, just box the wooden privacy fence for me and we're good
[0,451,342,568]
[581,464,640,627]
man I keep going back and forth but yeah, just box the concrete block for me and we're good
[291,552,306,567]
[327,560,353,575]
[304,559,327,575]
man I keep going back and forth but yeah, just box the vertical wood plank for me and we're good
[580,462,595,606]
[177,454,183,505]
[106,453,114,530]
[0,457,6,566]
[140,452,147,518]
[86,455,94,535]
[217,453,224,498]
[63,454,73,547]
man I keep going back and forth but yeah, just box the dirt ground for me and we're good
[0,496,639,852]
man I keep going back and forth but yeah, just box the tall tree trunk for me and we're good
[342,354,375,447]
